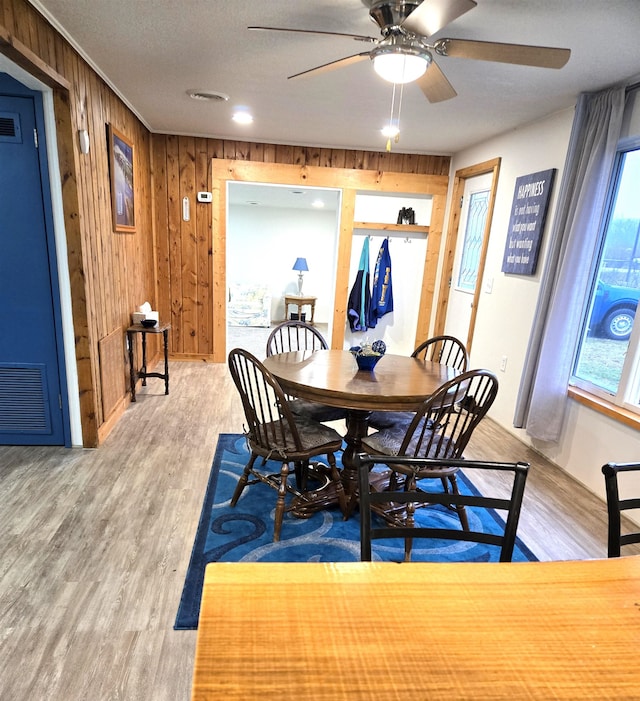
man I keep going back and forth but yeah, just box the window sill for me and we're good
[568,386,640,431]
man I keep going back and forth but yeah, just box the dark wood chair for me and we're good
[359,368,499,559]
[228,348,348,541]
[265,321,347,423]
[411,334,469,368]
[266,320,328,356]
[357,454,530,562]
[368,335,468,431]
[602,462,640,557]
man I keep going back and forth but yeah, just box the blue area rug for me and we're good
[175,433,537,630]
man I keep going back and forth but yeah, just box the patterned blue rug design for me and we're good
[175,433,536,629]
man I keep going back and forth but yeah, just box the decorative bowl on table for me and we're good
[141,319,158,328]
[355,353,382,371]
[350,342,385,372]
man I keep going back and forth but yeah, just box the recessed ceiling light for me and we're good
[232,111,253,125]
[312,199,325,208]
[381,124,400,138]
[187,90,229,102]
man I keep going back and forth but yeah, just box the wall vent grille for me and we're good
[0,364,51,434]
[0,112,22,143]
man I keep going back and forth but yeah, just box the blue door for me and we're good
[0,73,69,445]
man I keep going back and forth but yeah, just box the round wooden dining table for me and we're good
[263,349,459,500]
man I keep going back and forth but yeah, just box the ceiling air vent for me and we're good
[187,90,229,102]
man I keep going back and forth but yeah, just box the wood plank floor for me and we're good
[0,361,636,700]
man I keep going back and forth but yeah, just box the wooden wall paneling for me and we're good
[53,85,99,447]
[305,146,321,167]
[151,136,171,337]
[291,145,305,165]
[138,129,154,305]
[8,0,27,41]
[247,141,264,162]
[87,74,108,350]
[275,144,294,163]
[72,60,105,424]
[195,137,213,356]
[166,135,183,354]
[211,158,226,361]
[209,138,225,160]
[329,149,347,169]
[1,1,16,33]
[98,327,126,420]
[57,39,104,436]
[262,142,277,163]
[178,136,198,355]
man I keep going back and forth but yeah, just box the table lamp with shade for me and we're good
[292,257,309,295]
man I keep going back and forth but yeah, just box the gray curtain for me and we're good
[514,86,626,442]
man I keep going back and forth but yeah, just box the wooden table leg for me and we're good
[127,330,137,402]
[162,328,170,394]
[290,409,370,519]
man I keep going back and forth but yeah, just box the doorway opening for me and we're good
[436,158,501,355]
[226,182,341,358]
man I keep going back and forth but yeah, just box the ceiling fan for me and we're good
[249,0,571,103]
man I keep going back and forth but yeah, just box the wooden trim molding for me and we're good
[434,157,501,352]
[568,385,640,432]
[211,159,450,362]
[0,24,70,89]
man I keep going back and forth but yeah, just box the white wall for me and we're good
[227,205,339,325]
[448,107,640,505]
[345,192,433,355]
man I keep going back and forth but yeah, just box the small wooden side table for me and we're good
[126,322,170,402]
[284,294,317,325]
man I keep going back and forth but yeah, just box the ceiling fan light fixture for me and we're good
[372,42,431,84]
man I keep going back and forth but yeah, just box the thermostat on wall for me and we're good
[197,191,212,203]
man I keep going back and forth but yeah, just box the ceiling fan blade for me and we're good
[288,52,371,80]
[416,60,457,103]
[437,38,571,68]
[402,0,477,38]
[248,26,376,44]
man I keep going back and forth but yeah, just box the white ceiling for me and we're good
[28,0,640,155]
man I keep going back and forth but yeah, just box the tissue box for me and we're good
[132,310,159,325]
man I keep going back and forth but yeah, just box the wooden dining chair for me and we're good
[359,368,499,559]
[266,320,328,356]
[228,348,348,541]
[602,462,640,557]
[265,321,347,423]
[357,454,529,562]
[368,335,468,431]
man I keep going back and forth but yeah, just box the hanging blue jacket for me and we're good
[347,238,371,332]
[369,238,393,328]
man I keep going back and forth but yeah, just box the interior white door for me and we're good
[444,172,493,346]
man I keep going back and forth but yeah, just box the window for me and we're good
[572,143,640,412]
[457,189,489,292]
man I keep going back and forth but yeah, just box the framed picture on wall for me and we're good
[107,124,135,233]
